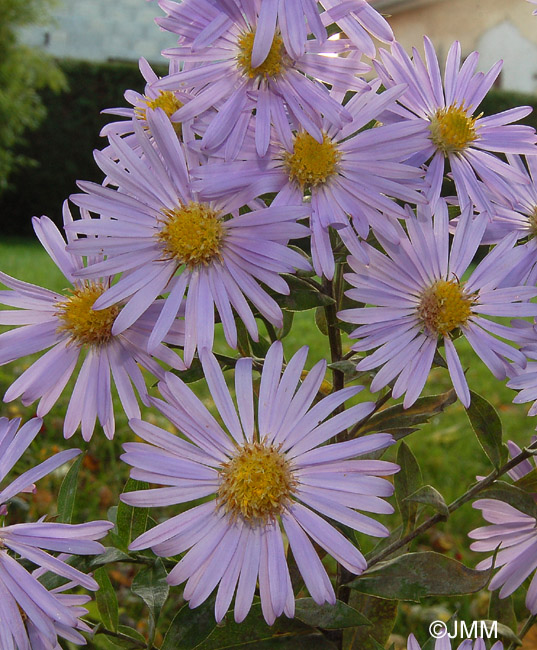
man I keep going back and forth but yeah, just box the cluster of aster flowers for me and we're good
[3,0,537,646]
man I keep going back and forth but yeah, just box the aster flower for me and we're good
[506,319,537,418]
[0,204,186,441]
[68,108,310,366]
[120,342,398,624]
[408,634,503,650]
[252,0,393,63]
[194,82,428,279]
[154,0,369,157]
[0,416,113,648]
[374,37,537,213]
[338,201,537,408]
[470,440,537,614]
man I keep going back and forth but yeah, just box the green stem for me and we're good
[508,613,537,650]
[88,623,159,650]
[366,442,537,568]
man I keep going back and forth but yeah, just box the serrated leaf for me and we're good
[94,567,119,632]
[347,551,492,601]
[466,391,506,468]
[395,442,422,533]
[404,485,449,517]
[56,454,83,524]
[294,598,371,629]
[196,602,316,649]
[131,558,169,625]
[479,480,537,519]
[357,388,457,434]
[274,275,335,311]
[161,597,217,650]
[116,479,149,550]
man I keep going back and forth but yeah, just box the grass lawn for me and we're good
[0,236,534,644]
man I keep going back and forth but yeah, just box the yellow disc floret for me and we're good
[56,283,119,346]
[429,103,479,155]
[135,91,183,137]
[218,441,296,523]
[158,202,224,267]
[284,131,341,188]
[418,279,473,336]
[237,30,285,79]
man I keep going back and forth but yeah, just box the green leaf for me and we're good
[172,358,205,383]
[343,594,396,650]
[294,598,371,629]
[395,442,422,533]
[56,454,83,523]
[514,467,537,492]
[131,558,169,625]
[489,591,517,633]
[327,360,370,385]
[315,307,329,336]
[274,275,335,312]
[161,597,217,650]
[357,388,457,435]
[277,310,294,339]
[347,551,492,601]
[116,479,149,550]
[94,567,119,632]
[479,480,537,519]
[466,390,506,468]
[404,485,449,518]
[90,547,132,568]
[196,602,318,649]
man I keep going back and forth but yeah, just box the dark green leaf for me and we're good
[343,593,396,650]
[116,479,149,550]
[131,558,169,625]
[172,358,205,383]
[161,597,217,650]
[315,307,329,336]
[466,391,506,468]
[90,547,132,568]
[294,598,371,629]
[489,591,517,633]
[514,467,537,492]
[327,360,370,384]
[347,551,492,601]
[404,485,449,518]
[479,480,537,519]
[357,388,457,435]
[274,275,335,312]
[56,454,83,523]
[276,310,294,340]
[249,334,271,358]
[395,442,422,533]
[196,602,317,649]
[94,567,119,632]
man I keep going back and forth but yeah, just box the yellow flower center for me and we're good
[284,131,341,189]
[135,91,183,137]
[236,30,285,79]
[218,442,296,523]
[418,279,473,336]
[429,103,478,155]
[158,202,224,267]
[56,283,119,346]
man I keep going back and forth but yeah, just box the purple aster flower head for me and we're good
[252,0,393,62]
[0,416,113,647]
[154,0,369,157]
[194,81,428,279]
[120,341,398,624]
[68,108,311,367]
[408,634,504,650]
[374,37,537,213]
[338,201,537,408]
[469,440,537,615]
[507,319,537,419]
[0,204,186,441]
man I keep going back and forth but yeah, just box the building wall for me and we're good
[19,0,176,64]
[373,0,537,93]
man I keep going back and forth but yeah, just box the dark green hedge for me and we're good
[1,60,537,237]
[0,58,162,236]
